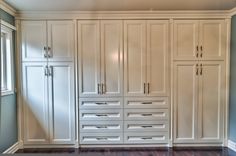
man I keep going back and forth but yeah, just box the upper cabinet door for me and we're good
[173,62,198,143]
[21,21,47,62]
[173,20,199,60]
[198,61,225,143]
[47,21,75,61]
[146,20,169,96]
[78,21,101,97]
[48,62,75,144]
[100,20,123,97]
[22,62,49,144]
[199,20,226,60]
[124,20,147,96]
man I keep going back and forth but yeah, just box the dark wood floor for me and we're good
[16,147,236,156]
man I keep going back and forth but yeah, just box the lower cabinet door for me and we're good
[48,62,75,144]
[22,62,49,144]
[80,133,123,144]
[124,132,168,144]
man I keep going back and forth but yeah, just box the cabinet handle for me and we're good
[43,46,48,58]
[97,84,101,94]
[141,114,152,116]
[196,64,199,75]
[200,46,203,58]
[144,83,146,94]
[95,102,107,105]
[196,46,199,58]
[141,125,153,128]
[44,66,48,76]
[147,83,150,94]
[47,47,52,58]
[96,137,108,141]
[96,126,107,129]
[102,83,106,94]
[142,137,152,140]
[200,64,203,75]
[141,102,152,105]
[96,114,108,117]
[48,66,53,77]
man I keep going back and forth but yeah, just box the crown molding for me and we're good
[229,7,236,16]
[0,0,16,16]
[15,10,231,20]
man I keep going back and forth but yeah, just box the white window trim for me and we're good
[1,21,15,96]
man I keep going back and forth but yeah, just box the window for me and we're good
[1,24,14,96]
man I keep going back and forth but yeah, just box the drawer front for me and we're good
[124,109,168,120]
[124,132,168,144]
[80,121,123,133]
[124,97,168,109]
[80,98,123,109]
[80,109,123,121]
[80,133,123,144]
[124,121,168,132]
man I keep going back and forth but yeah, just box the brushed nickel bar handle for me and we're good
[95,102,108,105]
[196,64,199,75]
[97,84,100,94]
[147,83,150,94]
[200,64,203,75]
[96,114,108,117]
[47,47,52,58]
[43,46,48,58]
[141,114,152,116]
[141,125,153,128]
[96,126,108,129]
[141,102,152,104]
[102,83,106,94]
[96,137,108,140]
[144,83,146,94]
[48,66,53,77]
[200,46,203,58]
[44,66,48,76]
[142,137,152,140]
[196,46,199,58]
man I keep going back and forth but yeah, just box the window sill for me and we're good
[1,90,15,96]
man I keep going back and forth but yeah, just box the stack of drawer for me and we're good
[123,97,169,144]
[79,98,123,144]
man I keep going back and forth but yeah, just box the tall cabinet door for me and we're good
[78,21,101,97]
[199,20,226,60]
[173,20,199,60]
[22,62,49,144]
[101,20,123,96]
[21,21,47,62]
[198,61,225,142]
[124,20,147,96]
[173,62,198,143]
[47,21,75,61]
[147,20,169,96]
[48,62,75,144]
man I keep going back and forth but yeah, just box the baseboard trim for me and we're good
[3,142,19,154]
[228,140,236,152]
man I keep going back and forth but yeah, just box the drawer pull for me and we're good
[96,137,108,141]
[141,125,153,128]
[141,102,152,104]
[142,137,153,140]
[141,114,153,116]
[96,126,108,129]
[95,102,108,105]
[96,114,108,117]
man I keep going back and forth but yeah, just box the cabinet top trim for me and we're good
[15,10,234,20]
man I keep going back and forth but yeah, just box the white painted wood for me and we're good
[124,20,147,96]
[21,21,47,62]
[47,21,75,61]
[197,61,224,142]
[199,20,226,60]
[48,62,75,144]
[173,20,199,60]
[79,98,123,109]
[146,20,169,96]
[78,20,101,97]
[173,61,198,143]
[22,62,49,144]
[100,20,123,96]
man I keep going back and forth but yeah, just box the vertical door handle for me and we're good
[102,83,106,94]
[196,64,199,75]
[196,46,199,58]
[44,66,48,76]
[47,47,52,58]
[200,64,203,75]
[97,84,101,94]
[147,83,150,94]
[43,46,48,58]
[48,66,53,76]
[200,46,203,58]
[144,83,146,94]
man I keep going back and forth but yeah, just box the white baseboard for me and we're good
[228,140,236,152]
[3,142,19,154]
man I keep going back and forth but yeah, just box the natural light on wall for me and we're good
[1,23,14,96]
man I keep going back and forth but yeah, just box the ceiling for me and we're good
[4,0,236,11]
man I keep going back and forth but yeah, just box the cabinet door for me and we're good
[199,20,226,60]
[47,21,75,61]
[48,62,75,144]
[198,61,224,143]
[173,20,199,60]
[78,21,101,97]
[22,62,49,144]
[101,20,123,96]
[147,20,169,96]
[124,20,147,96]
[173,62,198,143]
[21,21,47,62]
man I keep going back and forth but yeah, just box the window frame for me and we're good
[1,23,14,96]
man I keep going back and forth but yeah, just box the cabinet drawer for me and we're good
[80,109,123,121]
[80,121,123,133]
[80,133,123,144]
[124,97,168,109]
[124,121,168,132]
[124,132,168,144]
[124,109,168,120]
[79,98,123,109]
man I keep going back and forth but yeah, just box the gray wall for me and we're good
[230,15,236,142]
[0,9,17,153]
